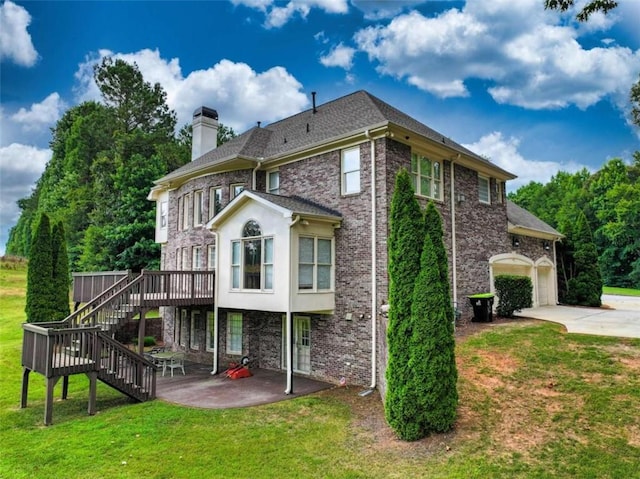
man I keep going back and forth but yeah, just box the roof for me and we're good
[157,90,515,184]
[207,190,342,229]
[507,200,563,239]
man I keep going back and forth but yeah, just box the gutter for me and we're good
[210,230,220,375]
[365,130,377,390]
[450,157,459,310]
[285,215,301,394]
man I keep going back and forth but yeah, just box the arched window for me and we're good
[231,221,273,290]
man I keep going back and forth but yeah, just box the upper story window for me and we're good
[267,170,280,195]
[177,197,183,231]
[182,194,190,230]
[192,246,203,271]
[207,243,216,271]
[231,183,244,200]
[479,175,490,204]
[209,186,222,219]
[181,247,189,270]
[298,236,333,291]
[411,153,442,200]
[194,190,204,226]
[160,201,168,228]
[341,146,360,195]
[231,220,273,291]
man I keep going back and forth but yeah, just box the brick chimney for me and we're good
[191,107,219,161]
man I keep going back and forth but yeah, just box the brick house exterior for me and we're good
[148,91,562,396]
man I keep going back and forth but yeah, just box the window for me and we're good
[190,311,200,349]
[177,197,183,231]
[230,221,274,291]
[496,180,504,204]
[194,190,204,226]
[479,176,490,204]
[410,153,442,200]
[341,146,360,194]
[182,194,190,230]
[207,243,216,270]
[160,201,168,228]
[298,237,333,291]
[230,183,244,199]
[206,311,215,352]
[209,186,222,219]
[192,246,202,271]
[227,312,242,355]
[267,170,280,195]
[181,247,189,270]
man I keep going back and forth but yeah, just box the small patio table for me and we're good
[150,351,175,375]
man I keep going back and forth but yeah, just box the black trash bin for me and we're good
[468,294,494,322]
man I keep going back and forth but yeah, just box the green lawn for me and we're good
[603,286,640,297]
[2,260,640,478]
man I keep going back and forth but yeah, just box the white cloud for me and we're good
[320,43,356,69]
[74,49,309,132]
[230,0,348,28]
[0,144,51,248]
[354,0,640,111]
[11,93,66,131]
[463,131,591,191]
[0,0,38,67]
[350,0,425,20]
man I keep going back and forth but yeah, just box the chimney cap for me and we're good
[193,106,218,120]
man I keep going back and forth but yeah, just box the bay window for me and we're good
[298,236,333,291]
[230,220,274,291]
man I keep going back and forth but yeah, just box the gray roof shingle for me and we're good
[250,191,342,219]
[158,90,511,183]
[507,200,563,237]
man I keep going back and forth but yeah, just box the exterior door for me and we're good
[537,268,550,306]
[293,316,311,374]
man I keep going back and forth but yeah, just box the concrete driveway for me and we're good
[516,294,640,339]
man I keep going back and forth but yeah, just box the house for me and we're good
[147,90,563,395]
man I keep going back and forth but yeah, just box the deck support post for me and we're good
[62,375,69,400]
[137,309,147,356]
[45,376,61,426]
[87,372,97,416]
[20,368,30,408]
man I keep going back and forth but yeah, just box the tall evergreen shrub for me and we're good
[405,232,458,438]
[385,169,425,436]
[52,222,71,321]
[565,211,603,306]
[424,201,454,321]
[26,214,55,322]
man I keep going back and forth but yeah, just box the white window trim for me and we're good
[230,236,275,291]
[226,312,243,355]
[410,152,443,200]
[194,190,204,227]
[479,175,491,205]
[190,310,200,350]
[267,169,280,195]
[298,236,334,292]
[206,311,215,352]
[192,246,202,271]
[182,193,190,230]
[160,201,168,229]
[181,247,189,270]
[209,186,222,220]
[230,183,244,200]
[179,309,187,347]
[496,180,504,204]
[207,243,216,271]
[341,146,361,195]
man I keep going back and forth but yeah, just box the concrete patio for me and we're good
[155,362,332,408]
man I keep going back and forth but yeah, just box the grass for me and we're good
[2,260,640,478]
[603,286,640,297]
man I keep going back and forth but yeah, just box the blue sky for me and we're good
[1,0,639,255]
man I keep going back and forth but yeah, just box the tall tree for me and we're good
[51,222,70,321]
[385,168,425,438]
[563,211,603,306]
[25,214,54,322]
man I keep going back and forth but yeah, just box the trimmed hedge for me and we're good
[494,275,533,317]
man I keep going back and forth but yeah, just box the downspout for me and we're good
[450,157,459,310]
[285,215,301,394]
[252,160,263,190]
[211,230,220,375]
[365,130,377,390]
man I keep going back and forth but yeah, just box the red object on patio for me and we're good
[227,367,252,380]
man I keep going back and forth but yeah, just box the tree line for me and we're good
[509,155,640,290]
[6,58,234,273]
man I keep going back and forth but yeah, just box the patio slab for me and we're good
[155,362,332,408]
